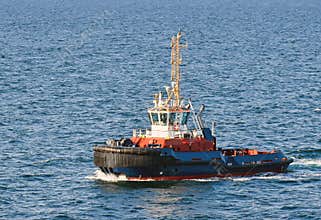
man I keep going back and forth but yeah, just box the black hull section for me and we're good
[94,146,177,168]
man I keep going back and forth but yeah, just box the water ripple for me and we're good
[1,0,321,219]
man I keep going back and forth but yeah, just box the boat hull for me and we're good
[94,146,293,181]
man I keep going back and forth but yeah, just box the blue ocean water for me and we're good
[1,0,321,219]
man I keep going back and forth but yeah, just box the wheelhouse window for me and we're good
[169,113,176,125]
[151,113,159,125]
[160,113,168,126]
[181,112,189,125]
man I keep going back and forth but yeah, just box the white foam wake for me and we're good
[314,108,321,112]
[186,177,221,182]
[293,158,321,166]
[232,172,321,182]
[86,170,160,182]
[231,177,252,182]
[86,170,129,182]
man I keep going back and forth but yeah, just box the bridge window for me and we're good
[160,113,167,125]
[169,113,176,125]
[181,112,189,125]
[151,113,159,125]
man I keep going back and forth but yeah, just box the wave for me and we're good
[229,171,321,183]
[183,171,321,183]
[289,148,321,155]
[22,173,54,178]
[292,158,321,166]
[314,108,321,112]
[32,157,65,165]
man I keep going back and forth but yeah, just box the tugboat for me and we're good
[93,32,293,181]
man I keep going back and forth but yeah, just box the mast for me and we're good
[147,32,192,138]
[170,32,187,107]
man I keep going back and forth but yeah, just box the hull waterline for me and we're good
[94,146,293,181]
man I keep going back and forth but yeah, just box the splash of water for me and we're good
[86,170,129,182]
[314,108,321,112]
[86,170,163,182]
[293,158,321,166]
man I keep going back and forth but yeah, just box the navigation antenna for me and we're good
[170,32,187,107]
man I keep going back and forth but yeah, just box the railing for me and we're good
[133,128,204,139]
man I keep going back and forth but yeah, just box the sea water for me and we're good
[1,0,321,219]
